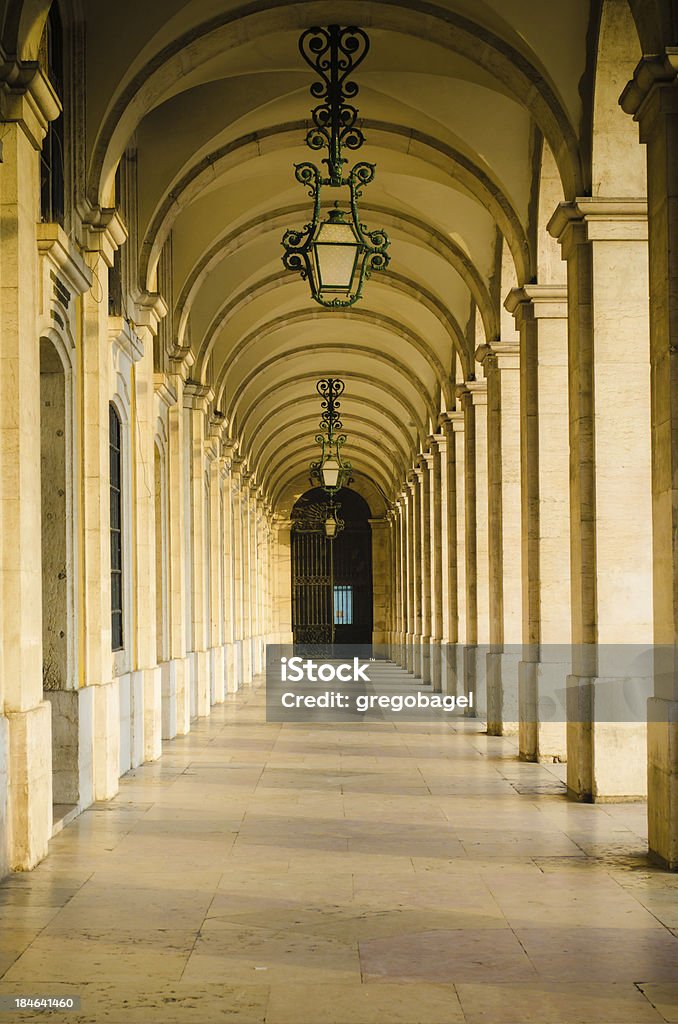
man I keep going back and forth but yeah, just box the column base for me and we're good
[175,656,191,735]
[44,687,95,809]
[242,639,253,685]
[518,658,568,762]
[211,645,225,704]
[441,644,461,697]
[405,633,415,674]
[93,680,120,800]
[195,650,211,717]
[566,674,647,800]
[464,645,487,719]
[7,701,52,870]
[486,649,520,736]
[224,643,237,693]
[143,667,162,762]
[430,639,442,692]
[420,636,432,684]
[160,659,177,739]
[118,672,144,774]
[648,698,678,870]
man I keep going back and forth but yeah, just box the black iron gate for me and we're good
[291,487,372,647]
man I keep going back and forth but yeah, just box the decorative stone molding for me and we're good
[620,50,678,139]
[505,285,568,326]
[548,198,648,255]
[109,316,144,366]
[36,223,92,297]
[0,60,61,148]
[153,375,178,410]
[133,291,169,337]
[183,379,213,412]
[80,205,128,268]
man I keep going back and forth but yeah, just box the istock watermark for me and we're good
[280,655,371,683]
[266,645,475,722]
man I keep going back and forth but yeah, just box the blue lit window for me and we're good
[334,585,353,625]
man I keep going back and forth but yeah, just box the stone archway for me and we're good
[291,486,373,647]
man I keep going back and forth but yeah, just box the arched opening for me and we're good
[291,486,373,647]
[39,336,74,809]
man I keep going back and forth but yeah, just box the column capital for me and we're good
[505,285,568,325]
[183,379,213,412]
[428,431,446,455]
[548,198,648,251]
[80,205,128,267]
[0,61,61,149]
[416,452,433,472]
[621,50,678,139]
[132,291,169,336]
[439,410,464,435]
[153,374,178,410]
[476,339,520,371]
[460,379,488,407]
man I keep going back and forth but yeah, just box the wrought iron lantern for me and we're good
[324,502,344,539]
[281,25,390,307]
[310,378,353,494]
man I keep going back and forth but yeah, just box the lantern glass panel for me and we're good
[321,456,341,489]
[313,216,360,291]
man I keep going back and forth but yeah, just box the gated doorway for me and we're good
[291,487,373,647]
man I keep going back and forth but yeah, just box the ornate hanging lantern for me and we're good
[309,377,353,494]
[281,25,390,307]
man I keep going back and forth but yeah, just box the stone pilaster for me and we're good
[549,198,652,801]
[417,453,433,684]
[478,341,521,737]
[429,436,445,692]
[506,286,570,763]
[439,414,461,693]
[457,381,489,716]
[183,380,212,717]
[166,366,190,731]
[623,56,678,866]
[410,469,423,678]
[405,481,417,674]
[370,516,391,647]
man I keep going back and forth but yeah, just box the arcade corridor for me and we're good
[1,668,676,1024]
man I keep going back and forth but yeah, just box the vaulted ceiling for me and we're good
[9,0,605,513]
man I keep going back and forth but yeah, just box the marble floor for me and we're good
[2,671,678,1023]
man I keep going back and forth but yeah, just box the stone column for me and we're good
[428,439,445,691]
[623,57,678,866]
[272,518,294,645]
[506,286,570,763]
[222,456,236,691]
[549,199,652,801]
[478,342,522,736]
[231,466,244,682]
[166,367,190,729]
[417,454,433,684]
[439,412,464,693]
[395,496,407,667]
[208,438,225,704]
[0,72,60,868]
[132,296,169,763]
[183,381,211,717]
[370,516,391,649]
[457,381,489,716]
[410,468,423,678]
[241,479,253,684]
[405,482,417,674]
